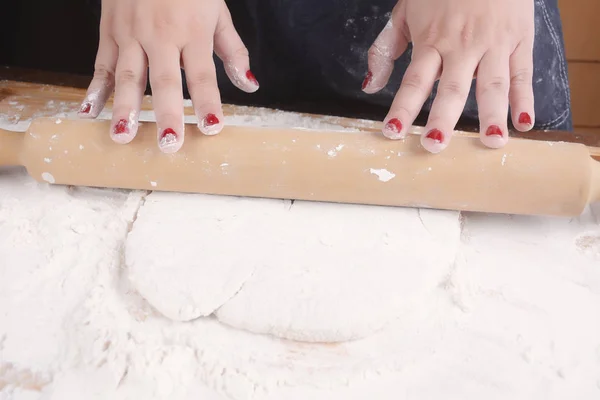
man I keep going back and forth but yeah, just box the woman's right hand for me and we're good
[79,0,259,153]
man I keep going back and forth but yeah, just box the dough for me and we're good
[127,192,461,341]
[215,200,461,342]
[126,192,271,321]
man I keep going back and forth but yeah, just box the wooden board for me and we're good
[559,0,600,61]
[569,63,600,128]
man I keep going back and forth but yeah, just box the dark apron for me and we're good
[89,0,572,131]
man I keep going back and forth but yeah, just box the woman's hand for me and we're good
[363,0,535,153]
[79,0,259,153]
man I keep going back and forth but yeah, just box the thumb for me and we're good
[362,3,409,94]
[214,3,259,93]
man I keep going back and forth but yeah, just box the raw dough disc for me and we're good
[128,189,460,340]
[214,200,461,342]
[126,192,273,321]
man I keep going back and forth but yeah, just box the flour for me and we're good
[41,172,55,184]
[1,105,600,399]
[369,168,396,182]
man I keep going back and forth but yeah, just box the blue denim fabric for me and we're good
[218,0,572,130]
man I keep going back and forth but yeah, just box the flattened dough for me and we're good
[215,200,461,342]
[127,192,461,341]
[126,192,271,321]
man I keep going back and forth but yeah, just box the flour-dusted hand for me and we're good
[78,0,259,153]
[363,0,535,153]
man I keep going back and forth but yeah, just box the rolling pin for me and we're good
[1,117,599,217]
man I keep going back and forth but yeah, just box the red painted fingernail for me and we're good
[80,102,91,114]
[113,118,129,134]
[362,71,373,90]
[204,113,220,127]
[485,125,503,137]
[425,129,444,143]
[159,128,178,147]
[518,112,532,125]
[246,70,259,86]
[385,118,403,134]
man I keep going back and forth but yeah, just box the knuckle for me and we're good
[421,25,441,46]
[391,105,414,120]
[511,68,533,87]
[480,77,509,95]
[401,72,426,92]
[117,68,144,87]
[185,71,214,88]
[369,42,392,59]
[151,72,180,90]
[229,46,249,61]
[437,80,467,99]
[93,64,114,82]
[152,13,174,34]
[459,24,476,47]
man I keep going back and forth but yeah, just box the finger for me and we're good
[509,40,535,131]
[363,5,409,94]
[182,43,224,136]
[476,49,510,149]
[382,46,441,139]
[110,42,148,144]
[79,36,118,118]
[214,3,259,93]
[422,55,479,153]
[147,46,185,153]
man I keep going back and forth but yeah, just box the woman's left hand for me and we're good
[362,0,535,153]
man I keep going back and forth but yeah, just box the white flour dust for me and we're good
[369,167,396,182]
[1,105,600,399]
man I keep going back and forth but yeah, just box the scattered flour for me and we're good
[41,172,55,184]
[369,168,396,182]
[1,104,600,399]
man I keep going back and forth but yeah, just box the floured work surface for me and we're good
[1,83,600,399]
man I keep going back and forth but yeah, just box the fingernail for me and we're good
[425,129,444,143]
[518,112,532,125]
[159,128,179,152]
[383,118,403,138]
[246,70,259,86]
[485,125,503,137]
[79,102,92,114]
[362,71,373,90]
[113,118,129,135]
[199,113,221,135]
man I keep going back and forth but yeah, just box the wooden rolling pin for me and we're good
[1,117,599,216]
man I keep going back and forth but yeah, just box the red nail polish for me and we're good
[204,113,220,127]
[113,118,129,134]
[385,118,403,134]
[160,128,177,141]
[80,102,91,114]
[362,71,373,90]
[246,70,259,86]
[518,112,532,125]
[485,125,503,137]
[425,129,444,143]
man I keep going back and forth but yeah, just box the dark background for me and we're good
[0,0,434,125]
[0,0,401,122]
[1,0,100,81]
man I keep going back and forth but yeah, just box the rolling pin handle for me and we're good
[590,157,600,204]
[0,128,23,167]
